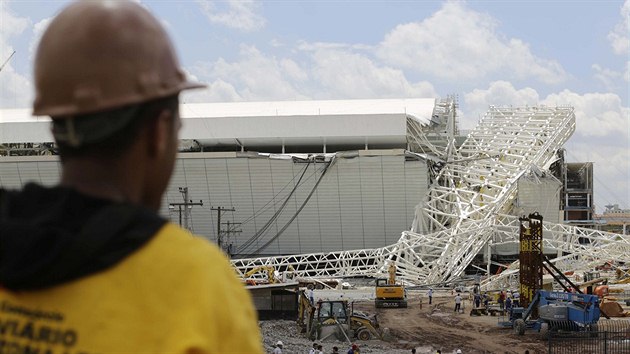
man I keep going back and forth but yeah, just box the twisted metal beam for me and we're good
[231,106,629,287]
[232,215,630,287]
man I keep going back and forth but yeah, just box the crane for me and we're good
[0,51,16,73]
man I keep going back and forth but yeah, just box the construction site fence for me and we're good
[548,329,630,354]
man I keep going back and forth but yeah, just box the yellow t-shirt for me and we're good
[0,223,263,354]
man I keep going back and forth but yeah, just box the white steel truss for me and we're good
[231,105,630,287]
[232,215,630,286]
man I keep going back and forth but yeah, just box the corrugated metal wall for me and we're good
[0,151,429,256]
[516,175,562,223]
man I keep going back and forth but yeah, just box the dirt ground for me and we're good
[261,291,549,354]
[359,293,547,354]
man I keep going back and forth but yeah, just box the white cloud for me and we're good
[542,89,629,209]
[592,63,625,90]
[608,0,630,56]
[542,90,629,139]
[29,17,51,60]
[186,43,437,103]
[0,2,32,109]
[196,0,265,32]
[188,45,308,101]
[463,82,629,210]
[376,2,567,84]
[182,79,243,103]
[0,1,29,37]
[463,81,540,128]
[309,47,437,99]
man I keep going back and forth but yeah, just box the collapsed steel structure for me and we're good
[232,104,630,287]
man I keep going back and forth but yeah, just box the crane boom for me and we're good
[0,51,16,73]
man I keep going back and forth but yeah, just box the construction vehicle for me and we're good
[506,213,601,338]
[241,265,339,289]
[243,266,279,285]
[297,290,382,341]
[350,311,382,340]
[374,263,407,308]
[510,290,601,338]
[242,265,296,285]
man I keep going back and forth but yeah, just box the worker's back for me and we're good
[0,1,263,352]
[0,186,262,352]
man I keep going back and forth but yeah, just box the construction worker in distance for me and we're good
[273,341,283,354]
[0,1,263,353]
[388,262,397,284]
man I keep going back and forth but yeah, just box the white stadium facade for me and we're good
[2,97,628,288]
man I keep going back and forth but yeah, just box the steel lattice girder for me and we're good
[232,215,630,287]
[410,106,575,283]
[231,106,628,286]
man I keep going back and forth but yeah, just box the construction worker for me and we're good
[513,290,520,307]
[309,342,319,354]
[0,1,262,353]
[388,262,397,284]
[347,343,360,354]
[454,292,462,313]
[427,287,434,304]
[498,290,506,310]
[273,341,284,354]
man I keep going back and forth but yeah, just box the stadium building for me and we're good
[0,97,588,259]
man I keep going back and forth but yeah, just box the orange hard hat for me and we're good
[33,0,204,117]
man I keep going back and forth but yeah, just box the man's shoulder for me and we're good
[139,223,232,273]
[155,223,223,255]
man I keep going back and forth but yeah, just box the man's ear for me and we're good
[147,109,172,157]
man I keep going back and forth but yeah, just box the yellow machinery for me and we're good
[375,263,407,308]
[243,266,278,285]
[297,290,382,341]
[242,265,297,285]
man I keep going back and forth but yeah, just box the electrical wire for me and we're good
[241,156,336,257]
[236,159,313,253]
[237,162,318,227]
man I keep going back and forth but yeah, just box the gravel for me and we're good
[260,320,441,354]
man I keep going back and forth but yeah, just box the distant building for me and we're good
[562,162,596,227]
[595,204,630,235]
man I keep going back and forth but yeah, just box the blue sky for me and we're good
[0,0,628,213]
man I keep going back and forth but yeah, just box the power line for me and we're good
[237,160,316,227]
[236,159,313,253]
[241,156,336,257]
[0,50,16,73]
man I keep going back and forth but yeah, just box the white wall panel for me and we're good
[517,176,562,223]
[0,152,430,257]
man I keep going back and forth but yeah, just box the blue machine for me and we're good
[510,290,600,337]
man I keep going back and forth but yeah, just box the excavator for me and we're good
[242,266,290,285]
[375,263,407,308]
[241,265,338,289]
[297,290,382,341]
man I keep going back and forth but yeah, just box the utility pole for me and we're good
[168,187,203,231]
[221,221,242,256]
[211,206,235,251]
